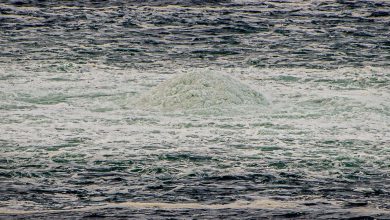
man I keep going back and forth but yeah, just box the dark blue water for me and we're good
[0,0,389,69]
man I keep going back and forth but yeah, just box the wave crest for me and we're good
[136,70,267,110]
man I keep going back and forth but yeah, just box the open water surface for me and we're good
[0,0,390,219]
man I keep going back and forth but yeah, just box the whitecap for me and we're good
[136,70,267,111]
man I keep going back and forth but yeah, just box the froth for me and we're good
[136,70,267,110]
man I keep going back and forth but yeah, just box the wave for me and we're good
[136,70,267,111]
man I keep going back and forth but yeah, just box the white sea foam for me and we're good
[1,65,389,214]
[136,70,267,110]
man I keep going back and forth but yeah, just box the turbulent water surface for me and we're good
[0,0,390,219]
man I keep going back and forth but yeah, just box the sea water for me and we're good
[0,0,389,218]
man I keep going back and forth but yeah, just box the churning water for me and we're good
[0,0,390,219]
[136,70,267,110]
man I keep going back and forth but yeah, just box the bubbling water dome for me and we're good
[137,70,267,110]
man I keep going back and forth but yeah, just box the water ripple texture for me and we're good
[0,0,390,219]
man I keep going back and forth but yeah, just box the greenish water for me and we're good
[1,66,389,218]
